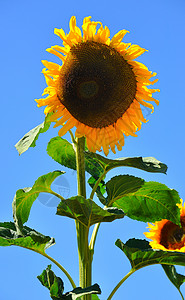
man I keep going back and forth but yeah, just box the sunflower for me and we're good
[144,201,185,252]
[36,16,159,155]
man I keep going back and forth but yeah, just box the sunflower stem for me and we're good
[69,129,77,145]
[42,252,76,289]
[89,170,107,200]
[179,289,185,300]
[107,269,135,300]
[89,223,101,251]
[75,137,92,300]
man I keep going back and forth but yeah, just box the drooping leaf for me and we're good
[162,265,185,300]
[0,222,55,253]
[15,112,53,155]
[116,238,185,271]
[85,152,168,174]
[63,284,101,300]
[47,137,76,171]
[38,265,101,300]
[38,265,64,299]
[47,137,104,179]
[13,171,64,226]
[57,196,125,227]
[108,179,181,225]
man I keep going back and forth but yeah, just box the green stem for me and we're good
[51,191,65,201]
[89,170,108,252]
[179,289,185,300]
[75,137,92,300]
[90,163,128,202]
[89,170,107,200]
[89,223,100,251]
[42,252,76,289]
[69,129,77,145]
[107,269,135,300]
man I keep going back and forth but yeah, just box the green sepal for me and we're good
[56,196,125,227]
[38,265,101,299]
[47,137,104,179]
[85,152,168,174]
[162,265,185,299]
[116,238,185,270]
[0,222,55,253]
[15,112,53,155]
[106,176,181,225]
[13,171,64,226]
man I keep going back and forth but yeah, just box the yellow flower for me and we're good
[144,201,185,252]
[36,16,159,155]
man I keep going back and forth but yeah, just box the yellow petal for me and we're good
[51,45,69,55]
[58,118,76,136]
[110,29,129,47]
[46,48,65,62]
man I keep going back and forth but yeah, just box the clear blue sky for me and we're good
[1,0,185,299]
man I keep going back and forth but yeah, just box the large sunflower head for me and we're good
[36,16,159,155]
[144,201,185,252]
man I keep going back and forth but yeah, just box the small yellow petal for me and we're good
[58,118,76,136]
[110,29,129,47]
[46,48,66,62]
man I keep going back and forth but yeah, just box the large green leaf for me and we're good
[38,265,101,300]
[105,175,144,206]
[107,178,181,225]
[116,238,185,270]
[85,152,168,174]
[57,196,125,227]
[47,137,104,179]
[15,112,53,155]
[162,265,185,300]
[0,222,55,253]
[47,137,76,171]
[13,171,64,226]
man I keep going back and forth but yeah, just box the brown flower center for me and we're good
[160,221,185,250]
[57,41,137,128]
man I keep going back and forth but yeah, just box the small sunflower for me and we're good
[144,201,185,252]
[36,16,159,155]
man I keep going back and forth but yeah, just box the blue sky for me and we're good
[0,0,185,299]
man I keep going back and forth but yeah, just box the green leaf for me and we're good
[63,284,101,300]
[109,179,181,225]
[13,171,64,226]
[162,265,185,300]
[15,112,53,155]
[38,265,64,299]
[38,266,101,300]
[85,152,168,174]
[57,196,125,227]
[0,222,55,253]
[47,137,76,171]
[47,137,104,179]
[105,175,145,206]
[116,238,185,271]
[91,295,100,300]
